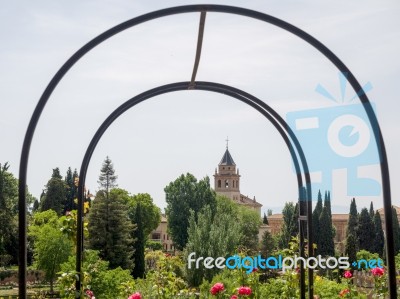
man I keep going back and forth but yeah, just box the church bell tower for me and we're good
[213,140,241,202]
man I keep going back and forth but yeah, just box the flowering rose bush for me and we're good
[371,267,387,298]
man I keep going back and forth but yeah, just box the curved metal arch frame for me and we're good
[76,81,312,298]
[18,4,395,299]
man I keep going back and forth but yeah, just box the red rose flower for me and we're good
[238,286,252,296]
[371,267,384,276]
[128,292,142,299]
[230,295,238,299]
[210,282,225,295]
[252,267,258,273]
[343,270,352,279]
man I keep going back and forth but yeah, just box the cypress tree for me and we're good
[132,202,145,278]
[263,212,269,225]
[369,201,375,219]
[372,211,384,257]
[290,202,299,237]
[319,206,335,256]
[392,207,400,254]
[64,167,77,213]
[345,198,358,263]
[312,190,323,252]
[357,208,375,252]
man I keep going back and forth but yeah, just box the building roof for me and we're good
[377,205,400,215]
[239,194,263,207]
[219,148,236,166]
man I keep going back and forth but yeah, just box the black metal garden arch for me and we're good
[75,81,313,299]
[18,4,396,299]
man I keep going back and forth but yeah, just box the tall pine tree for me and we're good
[98,156,118,199]
[357,208,375,252]
[88,189,135,270]
[345,198,358,264]
[312,190,323,253]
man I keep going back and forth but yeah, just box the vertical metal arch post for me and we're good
[18,4,395,298]
[75,81,311,298]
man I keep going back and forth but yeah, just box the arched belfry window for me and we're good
[218,180,221,188]
[225,179,229,188]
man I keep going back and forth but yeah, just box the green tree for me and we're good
[165,173,216,250]
[238,205,262,250]
[126,193,161,238]
[29,211,72,292]
[64,167,79,213]
[263,212,269,225]
[369,201,375,219]
[357,208,375,252]
[318,206,335,256]
[132,202,145,279]
[278,202,297,249]
[392,207,400,254]
[97,156,117,198]
[88,189,135,270]
[41,168,66,215]
[312,190,323,251]
[345,198,359,263]
[184,196,241,286]
[290,202,299,238]
[0,163,15,258]
[0,163,27,264]
[372,210,384,257]
[260,230,275,256]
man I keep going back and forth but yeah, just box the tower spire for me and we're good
[226,136,229,149]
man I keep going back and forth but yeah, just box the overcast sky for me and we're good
[1,0,399,215]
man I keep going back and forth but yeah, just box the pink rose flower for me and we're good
[128,292,142,299]
[371,267,384,276]
[230,295,238,299]
[210,282,225,295]
[343,270,352,279]
[238,286,252,296]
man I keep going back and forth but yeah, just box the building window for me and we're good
[236,180,239,188]
[225,180,229,188]
[163,234,165,240]
[218,180,221,188]
[167,235,169,240]
[170,244,174,250]
[233,181,235,188]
